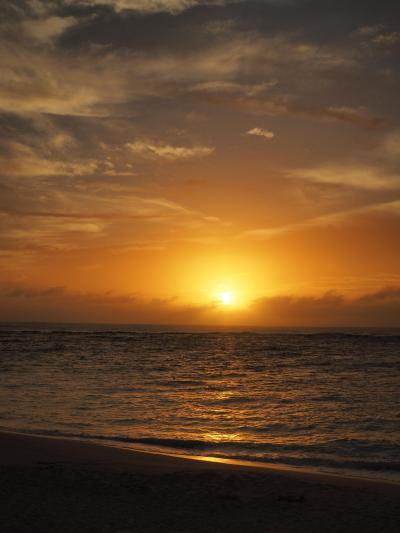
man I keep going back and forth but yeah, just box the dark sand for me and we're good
[1,431,399,533]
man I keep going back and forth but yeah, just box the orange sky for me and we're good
[1,0,400,326]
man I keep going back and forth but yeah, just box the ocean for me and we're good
[0,323,399,481]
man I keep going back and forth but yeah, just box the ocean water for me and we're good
[0,323,399,481]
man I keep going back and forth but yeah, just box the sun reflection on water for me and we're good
[203,432,240,442]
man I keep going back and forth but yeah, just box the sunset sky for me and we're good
[1,0,400,326]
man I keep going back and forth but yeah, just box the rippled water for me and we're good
[0,323,399,480]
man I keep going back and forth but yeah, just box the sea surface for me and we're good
[0,323,399,481]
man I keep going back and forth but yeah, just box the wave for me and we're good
[209,452,400,473]
[2,427,399,474]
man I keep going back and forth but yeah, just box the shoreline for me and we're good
[2,427,399,489]
[1,430,399,532]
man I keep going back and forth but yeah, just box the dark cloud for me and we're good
[0,284,213,324]
[1,0,396,129]
[252,288,400,327]
[358,286,400,304]
[5,286,66,299]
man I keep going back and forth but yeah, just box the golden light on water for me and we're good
[204,432,240,442]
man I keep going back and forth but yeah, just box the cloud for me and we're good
[0,185,201,222]
[371,32,400,46]
[0,6,364,121]
[67,0,231,14]
[1,0,383,142]
[0,284,215,324]
[246,127,275,140]
[191,81,278,97]
[319,106,384,129]
[73,290,138,305]
[22,16,77,43]
[289,165,400,190]
[0,114,143,181]
[0,141,100,177]
[0,46,221,118]
[5,286,66,299]
[355,25,400,47]
[236,199,400,240]
[187,88,383,129]
[251,287,400,327]
[354,25,385,38]
[2,283,400,326]
[236,210,350,240]
[358,286,400,304]
[0,45,131,116]
[2,284,136,305]
[126,140,214,160]
[381,130,400,160]
[0,167,222,258]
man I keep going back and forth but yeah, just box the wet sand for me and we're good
[0,431,399,532]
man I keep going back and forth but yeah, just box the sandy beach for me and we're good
[0,431,399,533]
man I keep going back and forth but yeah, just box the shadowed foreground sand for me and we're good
[0,431,399,533]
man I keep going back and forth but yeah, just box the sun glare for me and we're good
[219,291,233,305]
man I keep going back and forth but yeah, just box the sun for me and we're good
[219,291,233,306]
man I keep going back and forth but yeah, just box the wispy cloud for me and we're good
[187,88,383,129]
[289,165,400,190]
[355,25,400,47]
[0,142,99,177]
[236,199,400,240]
[68,0,232,14]
[126,140,214,160]
[0,173,220,257]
